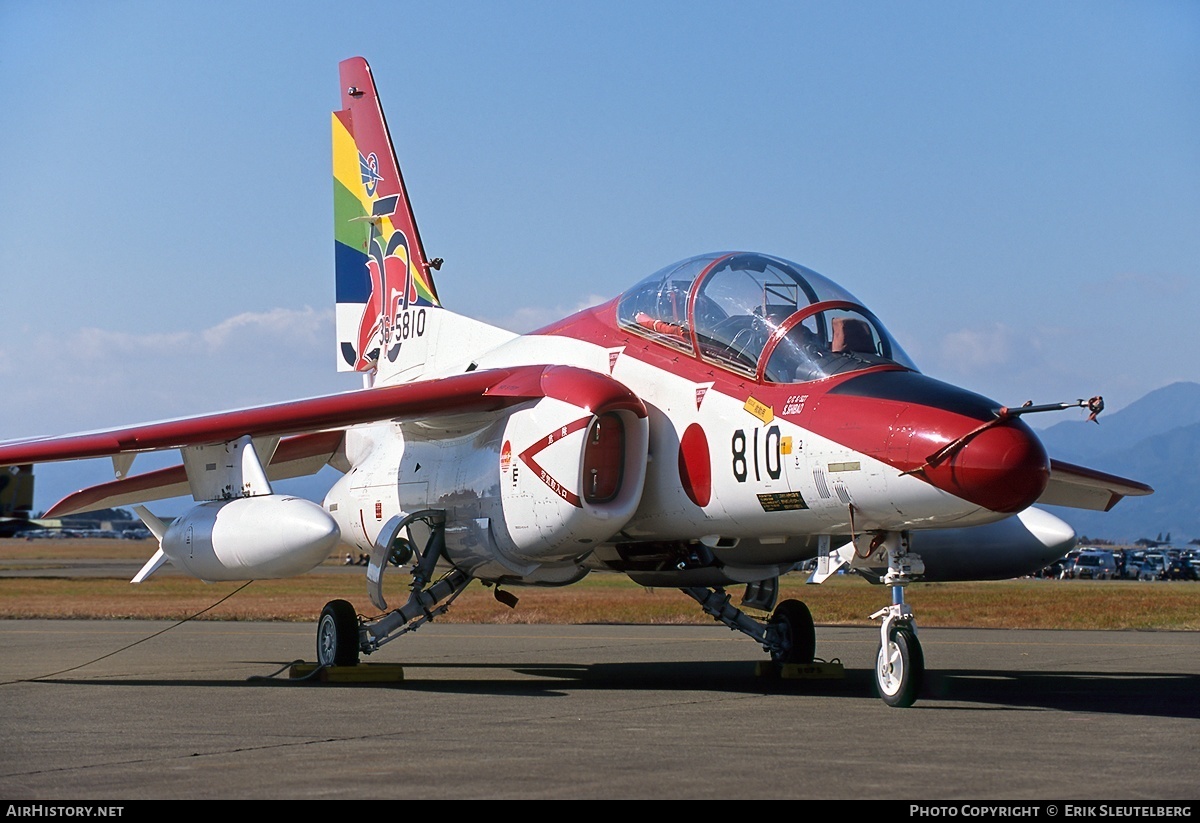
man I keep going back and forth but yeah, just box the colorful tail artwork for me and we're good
[333,57,442,375]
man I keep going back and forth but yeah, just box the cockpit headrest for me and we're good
[831,317,874,354]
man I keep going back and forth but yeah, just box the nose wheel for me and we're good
[874,617,923,708]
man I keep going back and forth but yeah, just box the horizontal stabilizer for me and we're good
[1038,459,1154,512]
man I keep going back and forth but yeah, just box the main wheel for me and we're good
[875,625,923,708]
[768,599,816,665]
[317,599,360,667]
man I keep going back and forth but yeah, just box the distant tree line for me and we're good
[1051,533,1197,549]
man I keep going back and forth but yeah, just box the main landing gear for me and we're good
[316,599,359,667]
[315,509,481,668]
[315,516,924,707]
[681,586,816,668]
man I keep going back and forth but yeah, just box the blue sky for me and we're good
[1,1,1197,513]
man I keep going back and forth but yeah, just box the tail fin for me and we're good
[0,464,34,518]
[333,56,442,374]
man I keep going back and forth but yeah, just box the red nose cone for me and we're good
[923,420,1050,513]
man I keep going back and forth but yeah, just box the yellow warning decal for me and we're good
[744,396,773,424]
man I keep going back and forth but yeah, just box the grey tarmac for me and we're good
[1,620,1198,800]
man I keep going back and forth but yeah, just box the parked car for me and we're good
[1136,553,1168,581]
[1068,551,1117,580]
[1056,549,1084,579]
[1165,556,1200,581]
[1036,555,1071,579]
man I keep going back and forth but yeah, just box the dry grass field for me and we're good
[3,537,1200,630]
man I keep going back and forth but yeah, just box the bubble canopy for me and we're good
[616,252,917,384]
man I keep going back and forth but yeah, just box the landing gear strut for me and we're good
[808,529,927,706]
[681,585,816,666]
[316,509,477,665]
[867,532,924,708]
[873,601,923,708]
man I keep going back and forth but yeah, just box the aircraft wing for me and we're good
[0,364,643,515]
[42,430,347,516]
[1037,458,1154,512]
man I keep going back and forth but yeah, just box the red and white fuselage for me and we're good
[325,251,1060,587]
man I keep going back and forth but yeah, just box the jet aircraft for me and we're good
[0,464,35,537]
[0,57,1152,707]
[0,466,74,536]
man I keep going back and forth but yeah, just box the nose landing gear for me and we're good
[871,600,923,708]
[810,530,926,707]
[869,532,924,708]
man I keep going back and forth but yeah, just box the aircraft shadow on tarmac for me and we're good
[37,660,1200,720]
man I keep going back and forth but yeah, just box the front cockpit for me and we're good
[616,252,917,383]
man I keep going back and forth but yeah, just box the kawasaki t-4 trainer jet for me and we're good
[0,57,1152,707]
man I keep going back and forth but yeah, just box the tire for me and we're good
[875,626,923,708]
[317,599,360,667]
[768,599,816,665]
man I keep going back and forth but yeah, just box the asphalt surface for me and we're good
[2,619,1199,800]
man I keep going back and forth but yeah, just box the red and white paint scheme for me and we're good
[0,58,1151,707]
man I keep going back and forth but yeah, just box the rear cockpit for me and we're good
[616,252,916,383]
